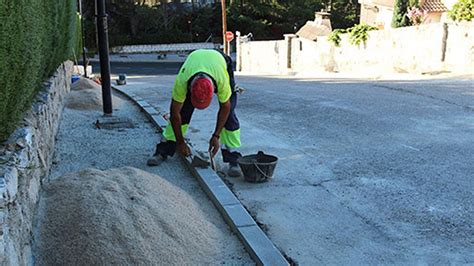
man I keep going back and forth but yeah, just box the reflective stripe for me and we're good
[221,144,239,152]
[163,123,241,149]
[163,123,189,141]
[220,128,241,149]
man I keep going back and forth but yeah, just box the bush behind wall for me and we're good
[0,0,79,141]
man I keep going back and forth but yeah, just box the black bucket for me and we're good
[237,151,278,183]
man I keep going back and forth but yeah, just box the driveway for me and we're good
[122,72,474,265]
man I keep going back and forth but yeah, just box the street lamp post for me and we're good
[96,0,113,115]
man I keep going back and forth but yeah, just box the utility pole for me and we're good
[78,0,88,77]
[221,0,228,54]
[96,0,113,115]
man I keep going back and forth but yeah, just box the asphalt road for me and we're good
[124,72,474,265]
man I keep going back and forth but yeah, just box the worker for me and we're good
[147,49,242,177]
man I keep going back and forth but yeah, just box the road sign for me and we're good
[225,31,234,42]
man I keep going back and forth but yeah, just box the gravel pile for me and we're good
[66,78,122,110]
[35,167,226,265]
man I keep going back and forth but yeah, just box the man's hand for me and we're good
[177,141,191,156]
[208,135,220,157]
[209,100,230,158]
[170,100,190,156]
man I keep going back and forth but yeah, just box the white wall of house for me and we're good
[376,6,394,29]
[360,3,394,29]
[443,0,457,9]
[359,0,460,28]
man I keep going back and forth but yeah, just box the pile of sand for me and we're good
[66,78,122,110]
[35,167,223,265]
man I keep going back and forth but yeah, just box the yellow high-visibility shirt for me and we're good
[172,49,231,104]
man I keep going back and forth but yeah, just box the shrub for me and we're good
[0,1,79,141]
[328,29,346,47]
[347,24,378,46]
[449,0,474,22]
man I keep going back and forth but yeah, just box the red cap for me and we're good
[190,75,214,109]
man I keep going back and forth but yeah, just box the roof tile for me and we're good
[421,0,448,12]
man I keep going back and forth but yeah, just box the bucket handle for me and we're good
[253,162,273,179]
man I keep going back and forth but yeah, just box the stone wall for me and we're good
[237,22,474,75]
[0,61,73,265]
[444,22,474,73]
[239,40,287,74]
[320,23,446,73]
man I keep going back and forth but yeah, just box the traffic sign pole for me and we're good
[225,31,234,56]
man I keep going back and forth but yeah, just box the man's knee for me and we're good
[222,149,242,165]
[224,116,240,131]
[154,141,176,158]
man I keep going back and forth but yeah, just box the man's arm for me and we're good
[209,100,231,156]
[170,100,190,156]
[214,100,231,136]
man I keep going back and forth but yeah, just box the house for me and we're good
[358,0,458,29]
[296,12,332,41]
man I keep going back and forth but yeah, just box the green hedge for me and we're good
[0,0,79,141]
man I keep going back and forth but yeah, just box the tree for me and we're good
[81,0,360,46]
[449,0,474,22]
[409,0,418,7]
[331,0,359,29]
[392,0,410,27]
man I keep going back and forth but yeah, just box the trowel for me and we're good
[189,151,218,170]
[190,152,210,168]
[209,151,217,171]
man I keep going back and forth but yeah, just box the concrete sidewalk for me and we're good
[34,84,252,264]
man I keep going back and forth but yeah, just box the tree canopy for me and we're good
[83,0,359,48]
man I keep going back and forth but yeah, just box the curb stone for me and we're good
[113,86,289,266]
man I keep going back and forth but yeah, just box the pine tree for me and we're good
[392,0,410,28]
[410,0,419,7]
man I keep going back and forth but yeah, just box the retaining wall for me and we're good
[0,61,73,265]
[237,22,474,75]
[444,22,474,73]
[239,40,287,74]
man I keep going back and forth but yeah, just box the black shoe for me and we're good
[227,162,242,177]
